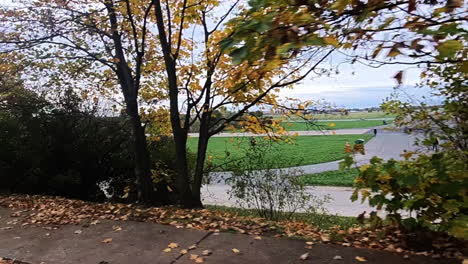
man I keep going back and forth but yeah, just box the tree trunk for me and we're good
[153,0,194,208]
[191,114,210,208]
[172,127,196,208]
[126,98,168,205]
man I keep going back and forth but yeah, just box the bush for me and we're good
[348,152,467,239]
[0,88,192,202]
[224,138,328,221]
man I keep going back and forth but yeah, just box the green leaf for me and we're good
[436,40,463,59]
[219,37,235,51]
[230,46,249,65]
[303,35,326,46]
[339,155,354,169]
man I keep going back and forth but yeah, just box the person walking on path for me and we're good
[373,128,377,136]
[432,137,439,152]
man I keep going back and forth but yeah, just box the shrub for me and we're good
[0,88,193,202]
[224,138,327,221]
[347,152,467,239]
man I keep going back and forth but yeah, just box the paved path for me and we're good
[0,208,458,264]
[202,185,383,217]
[292,128,421,174]
[202,128,423,217]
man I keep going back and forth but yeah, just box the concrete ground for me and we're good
[0,208,460,264]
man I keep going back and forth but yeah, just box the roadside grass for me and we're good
[206,205,359,230]
[188,134,373,169]
[282,120,390,131]
[299,169,359,187]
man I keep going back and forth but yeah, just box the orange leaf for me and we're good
[355,256,367,262]
[101,238,113,243]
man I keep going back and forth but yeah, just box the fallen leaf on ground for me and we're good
[202,250,212,256]
[195,257,204,263]
[74,230,82,234]
[300,252,309,260]
[168,242,179,248]
[254,236,262,240]
[0,194,464,260]
[163,248,172,253]
[232,248,240,254]
[190,254,199,260]
[180,249,188,254]
[305,241,314,245]
[112,225,122,231]
[321,234,330,242]
[101,238,112,243]
[333,255,343,260]
[355,256,367,262]
[188,244,197,250]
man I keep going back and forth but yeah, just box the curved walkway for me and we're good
[202,128,423,217]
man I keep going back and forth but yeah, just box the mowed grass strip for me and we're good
[206,205,359,230]
[282,119,390,131]
[187,134,373,169]
[299,168,359,187]
[277,111,396,120]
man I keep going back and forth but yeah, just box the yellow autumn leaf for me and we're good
[188,244,197,250]
[101,238,113,243]
[359,164,371,172]
[355,256,367,262]
[232,248,240,253]
[195,257,204,263]
[180,249,188,254]
[168,242,179,248]
[324,36,339,47]
[163,248,172,253]
[202,250,212,256]
[329,123,336,127]
[190,254,199,260]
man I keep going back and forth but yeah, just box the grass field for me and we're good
[282,119,389,131]
[206,205,359,230]
[299,169,359,187]
[188,134,373,169]
[273,111,396,121]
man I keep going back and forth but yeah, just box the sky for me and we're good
[281,55,435,109]
[0,0,441,110]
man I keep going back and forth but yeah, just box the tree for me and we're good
[233,0,467,238]
[1,0,336,208]
[0,0,168,204]
[150,0,336,207]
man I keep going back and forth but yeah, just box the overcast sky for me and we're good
[281,54,435,108]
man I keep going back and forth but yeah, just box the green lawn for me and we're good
[299,168,359,187]
[274,111,396,120]
[188,134,373,169]
[206,205,359,230]
[282,119,390,131]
